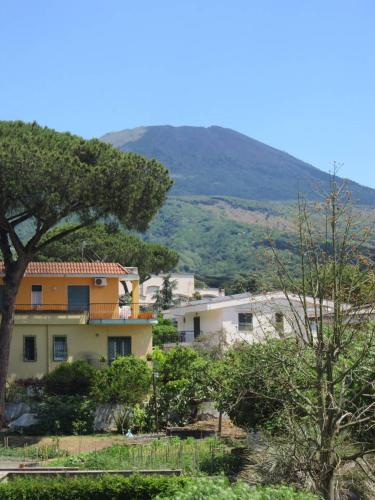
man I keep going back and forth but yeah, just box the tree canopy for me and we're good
[36,223,179,281]
[0,121,172,259]
[0,120,172,422]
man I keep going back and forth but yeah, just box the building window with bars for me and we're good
[275,312,284,333]
[53,336,67,361]
[23,336,37,362]
[238,312,253,332]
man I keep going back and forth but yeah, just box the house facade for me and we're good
[164,292,335,347]
[0,262,157,380]
[140,272,224,304]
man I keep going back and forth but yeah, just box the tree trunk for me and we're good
[316,455,336,500]
[218,410,223,436]
[318,471,336,500]
[0,259,29,426]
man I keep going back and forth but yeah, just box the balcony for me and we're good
[12,303,158,325]
[89,303,158,324]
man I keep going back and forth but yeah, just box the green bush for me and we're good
[44,360,96,396]
[157,477,318,500]
[149,347,210,427]
[0,475,317,500]
[91,355,151,405]
[33,396,95,435]
[0,475,188,500]
[152,316,178,346]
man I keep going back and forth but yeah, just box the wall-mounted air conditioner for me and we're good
[94,277,107,287]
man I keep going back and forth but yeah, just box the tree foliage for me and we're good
[153,274,177,310]
[0,120,172,421]
[216,178,375,498]
[151,346,210,426]
[37,223,178,281]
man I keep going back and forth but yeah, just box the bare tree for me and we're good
[267,176,375,498]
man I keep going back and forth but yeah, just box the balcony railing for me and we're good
[89,303,158,321]
[12,303,158,321]
[15,304,74,313]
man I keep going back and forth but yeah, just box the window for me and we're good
[275,312,284,333]
[23,336,36,362]
[31,285,42,307]
[108,337,131,364]
[309,320,318,335]
[238,313,253,331]
[53,336,67,361]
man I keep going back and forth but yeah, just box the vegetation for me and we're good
[151,347,210,427]
[92,356,151,405]
[0,438,67,460]
[44,360,95,397]
[157,477,318,500]
[143,195,375,289]
[212,340,291,431]
[152,316,178,346]
[0,120,172,424]
[212,180,375,499]
[144,196,303,286]
[37,223,179,282]
[34,396,95,435]
[54,437,237,475]
[0,474,317,500]
[153,275,177,310]
[0,475,189,500]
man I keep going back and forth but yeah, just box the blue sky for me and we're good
[1,1,374,187]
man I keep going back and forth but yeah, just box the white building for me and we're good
[164,292,336,346]
[140,273,224,304]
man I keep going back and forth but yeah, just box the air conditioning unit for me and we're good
[94,277,107,287]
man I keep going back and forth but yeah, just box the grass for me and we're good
[0,437,68,461]
[50,436,241,475]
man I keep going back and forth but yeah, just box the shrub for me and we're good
[157,477,318,500]
[44,360,96,396]
[149,346,210,427]
[0,474,188,499]
[33,396,95,435]
[153,316,178,346]
[91,356,151,405]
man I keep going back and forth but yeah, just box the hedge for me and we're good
[0,475,188,500]
[0,475,318,500]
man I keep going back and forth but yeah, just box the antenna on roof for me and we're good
[81,241,87,262]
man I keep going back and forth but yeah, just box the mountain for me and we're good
[101,125,375,204]
[101,125,375,283]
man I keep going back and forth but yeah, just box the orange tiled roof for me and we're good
[0,262,129,276]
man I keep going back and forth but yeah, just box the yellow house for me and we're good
[0,262,156,380]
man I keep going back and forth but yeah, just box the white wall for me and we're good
[140,274,195,303]
[173,297,308,347]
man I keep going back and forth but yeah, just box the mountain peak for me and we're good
[101,125,375,205]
